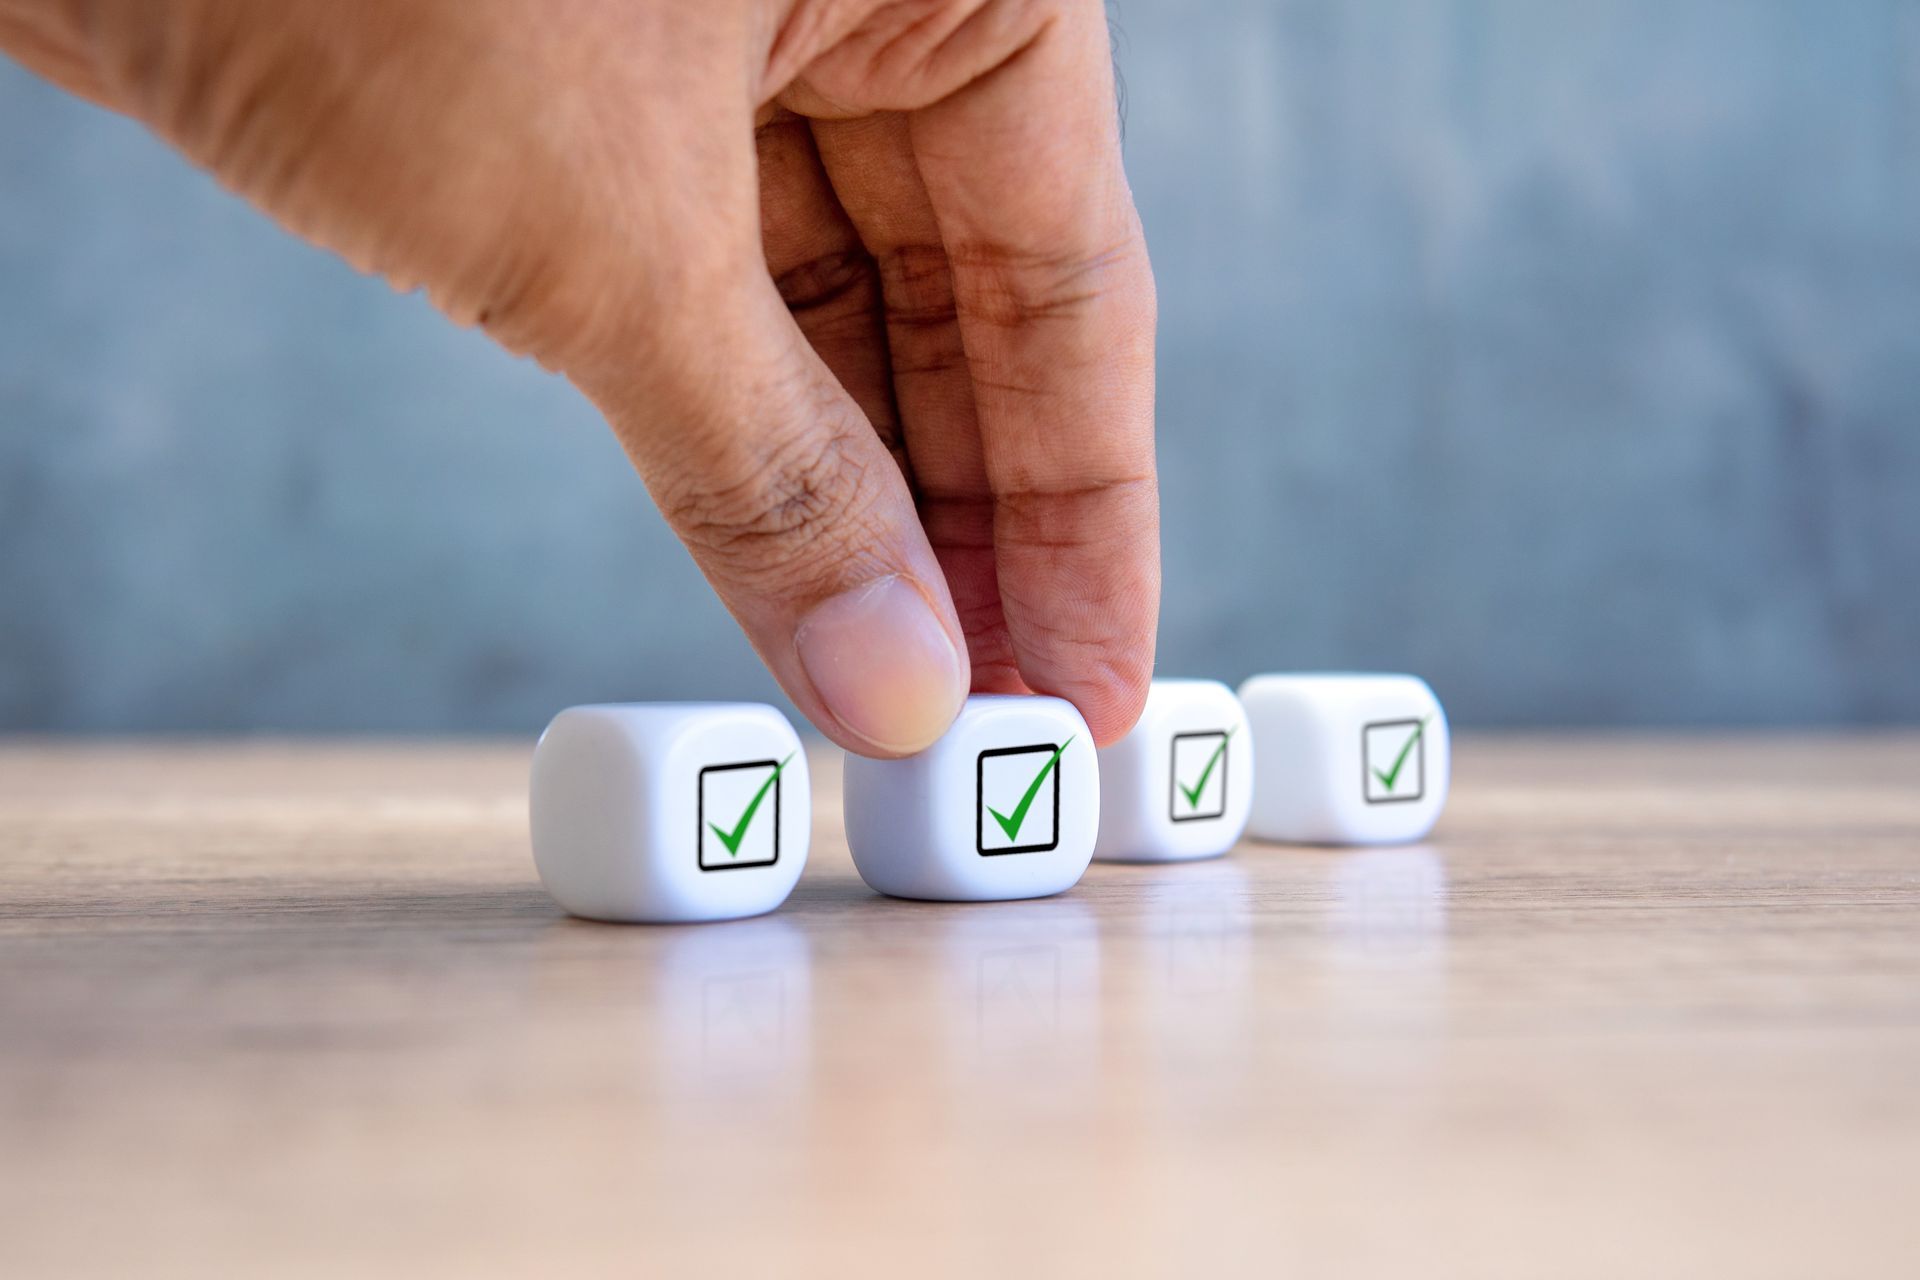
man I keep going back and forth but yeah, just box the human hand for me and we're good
[0,0,1159,754]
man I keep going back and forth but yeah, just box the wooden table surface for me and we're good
[2,735,1917,1278]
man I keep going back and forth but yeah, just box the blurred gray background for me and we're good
[3,1,1918,732]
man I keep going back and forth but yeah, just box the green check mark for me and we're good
[986,737,1074,842]
[707,752,795,857]
[1372,718,1430,793]
[1177,728,1234,810]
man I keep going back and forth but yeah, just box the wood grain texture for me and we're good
[2,735,1917,1278]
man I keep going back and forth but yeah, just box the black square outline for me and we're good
[1362,719,1425,805]
[1169,730,1231,823]
[697,757,781,871]
[976,741,1063,857]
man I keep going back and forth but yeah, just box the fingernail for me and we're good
[794,576,967,755]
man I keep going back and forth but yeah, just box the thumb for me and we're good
[571,273,970,758]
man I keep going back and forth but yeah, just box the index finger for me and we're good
[907,0,1159,744]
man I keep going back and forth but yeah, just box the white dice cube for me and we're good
[1093,678,1253,862]
[1238,673,1449,845]
[529,703,810,923]
[843,695,1098,901]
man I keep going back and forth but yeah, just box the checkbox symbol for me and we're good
[698,754,790,870]
[977,740,1070,856]
[1170,729,1231,822]
[1363,718,1428,805]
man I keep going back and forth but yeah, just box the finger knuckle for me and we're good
[993,473,1154,526]
[789,0,1061,111]
[661,420,884,590]
[772,249,884,349]
[876,244,959,324]
[947,237,1148,329]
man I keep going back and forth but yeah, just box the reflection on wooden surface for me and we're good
[1,735,1917,1277]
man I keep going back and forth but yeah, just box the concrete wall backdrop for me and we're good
[3,1,1918,732]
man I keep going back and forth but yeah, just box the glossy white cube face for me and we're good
[1093,679,1253,862]
[1238,674,1449,845]
[529,703,810,923]
[843,695,1098,901]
